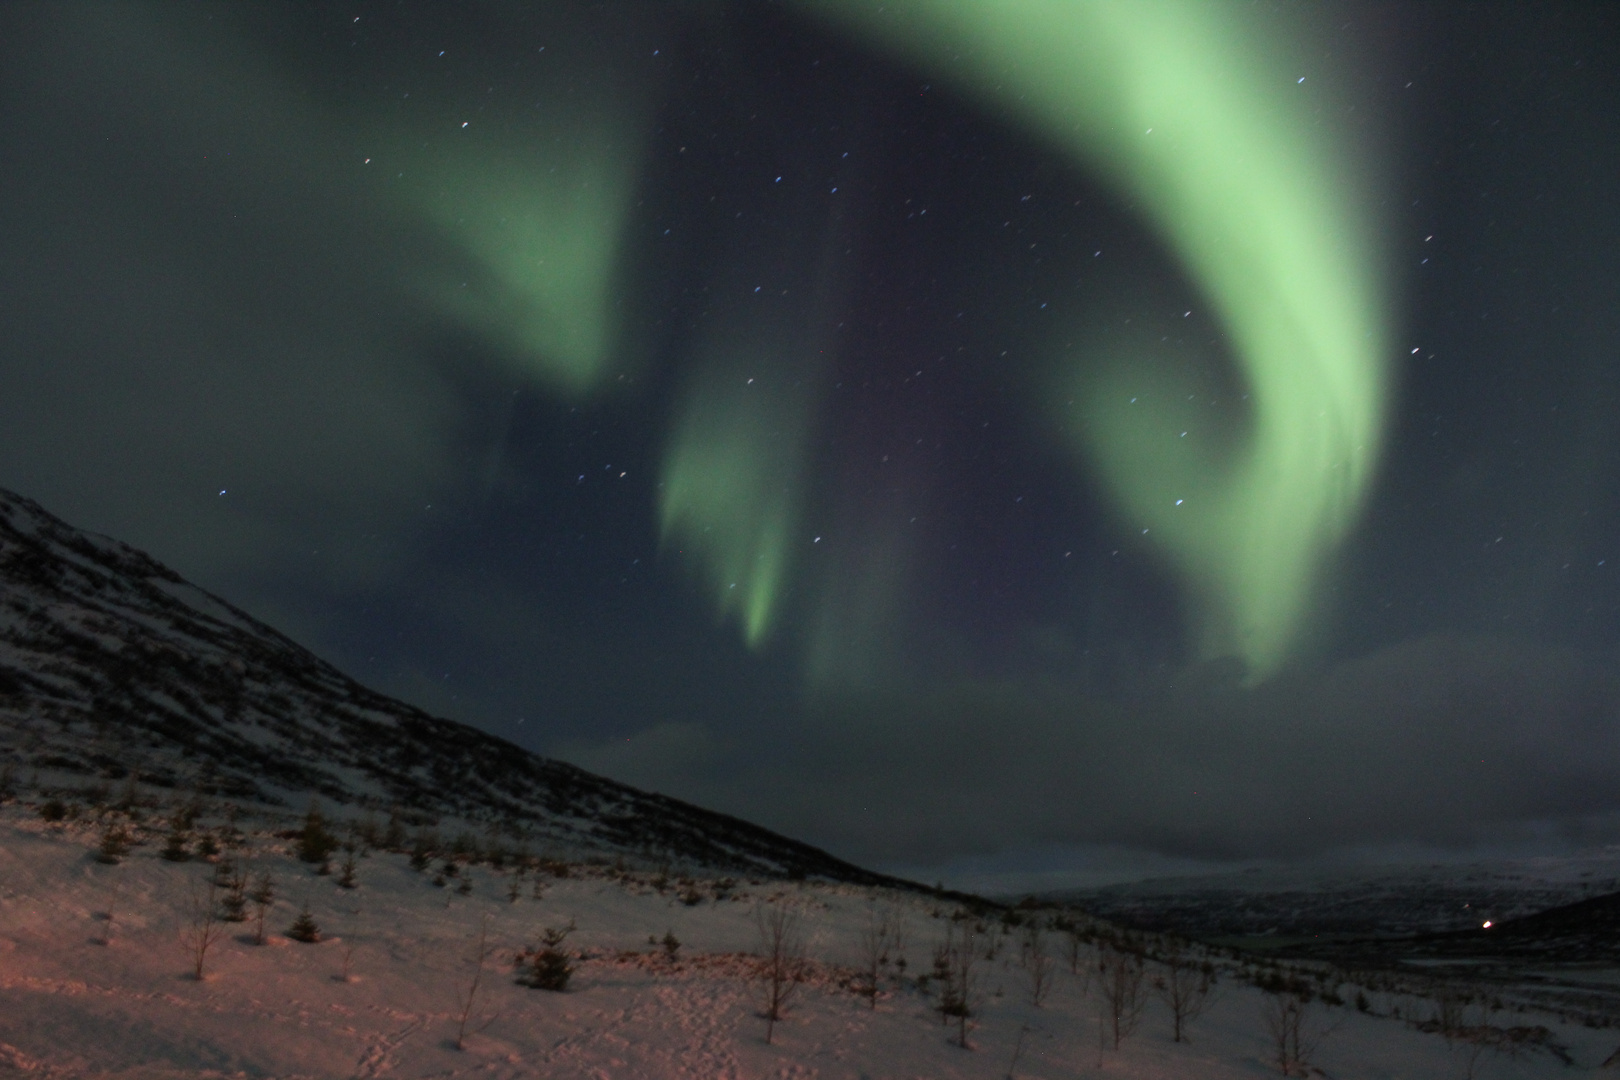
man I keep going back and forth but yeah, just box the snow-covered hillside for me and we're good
[2,801,1616,1079]
[0,487,903,884]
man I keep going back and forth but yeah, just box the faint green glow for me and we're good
[804,524,908,689]
[802,0,1388,677]
[398,123,639,398]
[660,352,819,646]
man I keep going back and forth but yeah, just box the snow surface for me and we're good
[2,805,1615,1079]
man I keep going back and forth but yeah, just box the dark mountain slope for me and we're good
[0,488,905,885]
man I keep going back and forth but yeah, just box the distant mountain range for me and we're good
[1052,856,1620,939]
[1275,884,1620,967]
[1052,857,1620,1017]
[0,488,910,886]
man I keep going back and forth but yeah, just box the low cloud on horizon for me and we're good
[558,633,1620,879]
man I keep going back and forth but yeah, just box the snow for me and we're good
[2,804,1615,1078]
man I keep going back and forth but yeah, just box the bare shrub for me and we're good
[1419,990,1530,1080]
[1059,918,1088,975]
[337,941,357,983]
[756,899,807,1044]
[856,902,902,1010]
[1097,946,1146,1049]
[184,874,228,980]
[933,917,981,1049]
[1431,987,1468,1041]
[1261,986,1332,1076]
[1020,922,1055,1008]
[1154,945,1215,1042]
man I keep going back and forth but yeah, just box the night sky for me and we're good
[4,2,1619,890]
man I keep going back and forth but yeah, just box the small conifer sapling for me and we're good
[296,800,339,865]
[160,819,190,862]
[518,922,575,992]
[215,858,248,922]
[96,820,130,865]
[286,901,321,943]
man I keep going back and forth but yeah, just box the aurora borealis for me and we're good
[3,1,1620,886]
[773,0,1388,675]
[406,124,643,398]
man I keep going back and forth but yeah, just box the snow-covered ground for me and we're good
[1,801,1615,1079]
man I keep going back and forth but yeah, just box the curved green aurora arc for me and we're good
[794,0,1390,678]
[312,3,1389,680]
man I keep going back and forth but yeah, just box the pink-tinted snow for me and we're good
[0,808,1611,1078]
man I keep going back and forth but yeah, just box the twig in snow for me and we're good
[453,914,497,1050]
[1005,1023,1032,1078]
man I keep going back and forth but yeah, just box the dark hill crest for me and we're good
[0,488,908,886]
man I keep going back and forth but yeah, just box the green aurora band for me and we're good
[411,126,639,398]
[407,3,1390,678]
[796,0,1389,677]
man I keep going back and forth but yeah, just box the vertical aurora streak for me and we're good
[800,0,1390,676]
[655,135,859,651]
[659,344,819,647]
